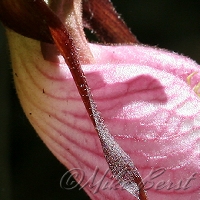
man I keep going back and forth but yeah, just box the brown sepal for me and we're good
[0,0,53,43]
[83,0,138,43]
[0,0,138,44]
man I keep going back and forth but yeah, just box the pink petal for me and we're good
[8,30,200,199]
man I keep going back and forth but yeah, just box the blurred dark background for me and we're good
[1,1,200,199]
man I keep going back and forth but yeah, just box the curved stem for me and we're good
[49,0,93,64]
[33,1,147,199]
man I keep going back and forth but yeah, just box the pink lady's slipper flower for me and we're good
[0,0,199,199]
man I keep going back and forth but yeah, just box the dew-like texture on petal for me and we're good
[7,31,200,199]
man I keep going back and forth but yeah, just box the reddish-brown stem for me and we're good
[32,0,99,127]
[32,1,147,199]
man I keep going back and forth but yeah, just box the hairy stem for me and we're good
[49,0,93,64]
